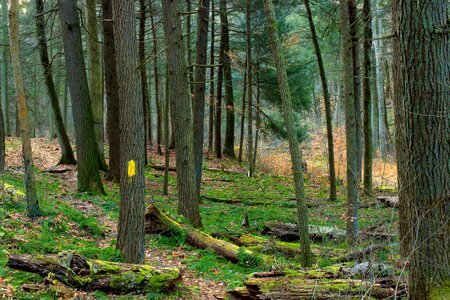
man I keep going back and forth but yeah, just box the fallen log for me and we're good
[6,252,180,294]
[217,268,402,300]
[150,164,176,172]
[337,244,386,262]
[376,196,398,208]
[145,204,269,267]
[262,221,346,242]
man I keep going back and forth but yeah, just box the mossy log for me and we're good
[262,221,346,242]
[6,252,180,294]
[217,268,403,299]
[145,204,269,267]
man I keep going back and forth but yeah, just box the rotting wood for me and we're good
[6,252,180,294]
[376,196,398,207]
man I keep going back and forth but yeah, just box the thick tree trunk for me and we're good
[162,0,201,228]
[59,0,104,194]
[36,0,76,165]
[362,0,372,195]
[84,0,107,171]
[392,1,449,298]
[6,253,180,293]
[9,0,41,217]
[262,0,312,267]
[246,0,254,177]
[113,0,146,264]
[338,0,358,244]
[221,0,235,159]
[304,0,337,202]
[1,0,10,137]
[193,0,210,199]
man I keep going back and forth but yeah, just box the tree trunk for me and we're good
[237,65,246,163]
[103,0,119,182]
[252,72,260,168]
[185,0,194,96]
[304,0,337,202]
[371,49,379,156]
[392,1,449,298]
[262,0,312,267]
[113,0,146,264]
[221,0,235,159]
[215,49,223,158]
[6,253,180,293]
[36,0,76,165]
[361,0,372,195]
[1,0,10,137]
[9,0,41,217]
[162,0,201,228]
[246,0,254,177]
[193,0,210,199]
[62,78,69,127]
[338,0,358,244]
[163,71,170,196]
[84,0,106,171]
[59,0,104,194]
[207,0,215,153]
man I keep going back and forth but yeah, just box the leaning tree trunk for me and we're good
[113,0,146,264]
[9,0,41,218]
[36,0,76,165]
[392,1,449,298]
[162,0,201,228]
[304,0,337,202]
[221,0,235,159]
[59,0,104,194]
[338,0,358,244]
[84,0,106,171]
[103,0,120,182]
[1,0,10,137]
[263,0,312,268]
[246,0,254,177]
[193,0,210,199]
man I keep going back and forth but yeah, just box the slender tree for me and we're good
[262,0,312,267]
[59,0,104,194]
[207,0,215,153]
[113,0,146,263]
[162,0,201,227]
[338,0,358,244]
[9,0,41,217]
[392,1,449,298]
[221,0,235,158]
[303,0,337,201]
[36,0,76,165]
[1,0,9,136]
[163,70,169,196]
[237,65,246,163]
[246,0,254,177]
[103,0,119,182]
[193,0,210,199]
[215,46,223,158]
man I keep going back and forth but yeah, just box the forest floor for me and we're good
[0,131,403,299]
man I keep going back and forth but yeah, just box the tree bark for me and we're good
[207,0,215,153]
[237,65,246,163]
[1,0,10,137]
[304,0,337,202]
[215,48,223,158]
[36,0,76,165]
[338,0,358,244]
[246,0,254,177]
[9,0,41,217]
[59,0,104,194]
[262,0,312,267]
[392,1,449,298]
[162,0,201,228]
[113,0,146,264]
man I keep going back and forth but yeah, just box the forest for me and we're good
[0,0,448,299]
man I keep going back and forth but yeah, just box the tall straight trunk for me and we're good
[149,2,162,155]
[1,0,9,136]
[63,76,68,127]
[348,0,362,182]
[207,0,215,153]
[185,0,194,96]
[372,0,388,159]
[338,0,358,244]
[59,0,104,194]
[393,1,449,298]
[84,0,106,170]
[252,71,260,168]
[304,0,337,202]
[246,0,254,177]
[103,0,119,182]
[113,0,146,264]
[9,0,41,217]
[361,0,372,194]
[36,0,76,165]
[237,65,246,163]
[214,51,223,158]
[162,0,201,228]
[163,71,169,196]
[193,0,210,199]
[370,49,379,156]
[221,0,235,159]
[263,0,312,267]
[138,0,149,164]
[0,90,4,173]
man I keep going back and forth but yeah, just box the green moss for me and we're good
[429,281,450,300]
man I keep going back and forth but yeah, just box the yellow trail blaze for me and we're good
[128,160,136,178]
